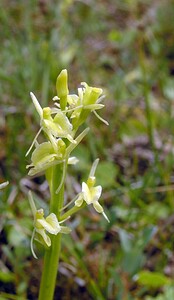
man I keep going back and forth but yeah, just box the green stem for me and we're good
[139,40,154,150]
[60,202,86,221]
[139,36,159,167]
[38,164,65,300]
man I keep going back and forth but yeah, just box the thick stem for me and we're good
[38,164,65,300]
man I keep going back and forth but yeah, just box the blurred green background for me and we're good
[1,0,174,299]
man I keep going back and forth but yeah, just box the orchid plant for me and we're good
[26,69,109,300]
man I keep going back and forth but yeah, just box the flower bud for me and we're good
[56,69,69,110]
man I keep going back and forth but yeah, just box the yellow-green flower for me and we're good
[68,82,108,127]
[28,192,71,258]
[26,92,75,157]
[26,128,88,177]
[34,209,71,246]
[27,139,66,176]
[41,106,75,143]
[75,159,109,222]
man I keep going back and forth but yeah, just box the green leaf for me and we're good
[122,250,145,275]
[118,229,133,253]
[8,226,27,247]
[0,270,14,283]
[95,161,117,188]
[72,144,91,173]
[135,271,171,288]
[136,226,158,250]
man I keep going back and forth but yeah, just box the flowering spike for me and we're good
[27,70,110,264]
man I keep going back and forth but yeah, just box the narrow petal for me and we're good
[82,182,92,204]
[89,158,99,177]
[91,185,102,202]
[25,127,42,157]
[45,213,61,234]
[67,134,76,144]
[30,229,38,259]
[78,87,84,104]
[84,104,104,110]
[36,229,51,247]
[93,110,109,126]
[30,92,43,118]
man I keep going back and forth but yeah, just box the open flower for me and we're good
[54,74,108,127]
[68,82,108,128]
[26,139,66,176]
[55,70,104,118]
[75,159,109,222]
[34,209,71,246]
[26,92,75,157]
[28,192,71,258]
[42,107,75,143]
[27,128,89,177]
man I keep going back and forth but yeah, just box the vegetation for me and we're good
[1,0,174,299]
